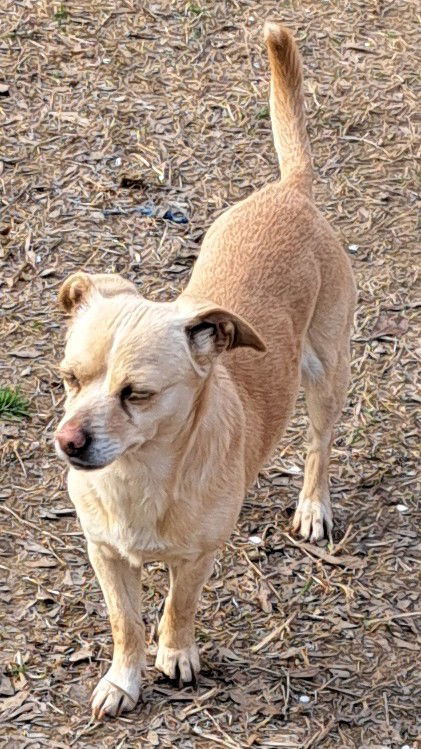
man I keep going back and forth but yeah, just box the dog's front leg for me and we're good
[156,552,214,686]
[87,542,144,719]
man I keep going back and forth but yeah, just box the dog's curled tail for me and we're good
[264,22,312,196]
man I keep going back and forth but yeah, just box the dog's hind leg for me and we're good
[155,552,214,686]
[293,339,351,542]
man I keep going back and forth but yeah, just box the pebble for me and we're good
[249,535,262,545]
[396,504,409,512]
[299,695,310,703]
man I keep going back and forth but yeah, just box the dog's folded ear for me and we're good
[58,272,138,315]
[185,303,266,360]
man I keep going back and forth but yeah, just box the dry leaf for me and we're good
[68,647,94,663]
[9,348,40,358]
[257,581,272,613]
[0,690,28,715]
[369,312,409,339]
[288,667,319,679]
[51,111,90,127]
[0,677,14,698]
[26,558,58,568]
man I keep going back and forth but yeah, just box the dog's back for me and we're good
[184,25,355,480]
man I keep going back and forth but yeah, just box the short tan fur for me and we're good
[55,23,356,719]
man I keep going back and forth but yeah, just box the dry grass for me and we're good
[1,1,420,747]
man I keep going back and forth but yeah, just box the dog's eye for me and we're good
[120,385,154,403]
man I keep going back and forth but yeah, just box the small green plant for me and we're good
[7,662,26,677]
[54,4,68,22]
[188,3,203,15]
[257,105,270,120]
[0,387,29,420]
[301,578,313,594]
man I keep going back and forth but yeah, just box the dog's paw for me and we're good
[292,495,332,542]
[155,643,200,687]
[91,674,139,720]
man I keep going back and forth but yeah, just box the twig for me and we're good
[0,504,65,545]
[251,613,296,653]
[368,611,421,627]
[304,717,336,748]
[330,523,355,555]
[281,532,364,568]
[241,549,284,604]
[383,691,390,727]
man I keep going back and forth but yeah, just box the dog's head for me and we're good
[54,272,266,470]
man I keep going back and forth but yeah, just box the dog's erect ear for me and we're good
[185,304,266,360]
[58,272,138,314]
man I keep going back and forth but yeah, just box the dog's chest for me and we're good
[68,461,173,563]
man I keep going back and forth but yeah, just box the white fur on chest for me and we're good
[68,455,171,563]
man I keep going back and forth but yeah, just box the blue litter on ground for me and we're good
[135,201,188,223]
[162,209,188,224]
[103,202,188,223]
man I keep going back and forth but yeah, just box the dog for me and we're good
[55,22,356,719]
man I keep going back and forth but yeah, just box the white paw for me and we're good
[91,671,140,720]
[155,642,200,687]
[292,494,332,542]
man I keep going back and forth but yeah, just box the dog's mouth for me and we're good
[55,441,108,471]
[68,457,106,471]
[68,444,138,471]
[66,455,108,471]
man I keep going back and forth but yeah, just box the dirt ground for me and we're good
[1,1,419,747]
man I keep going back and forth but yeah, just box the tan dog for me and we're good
[55,23,355,719]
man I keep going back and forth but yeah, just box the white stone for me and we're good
[396,504,408,512]
[249,535,262,545]
[299,695,310,703]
